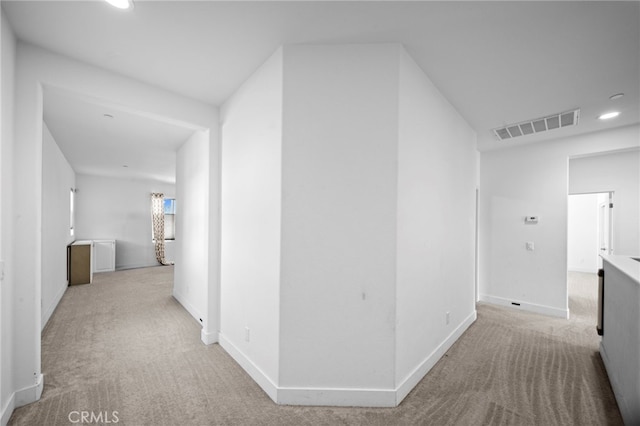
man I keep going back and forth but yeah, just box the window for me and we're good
[164,198,176,240]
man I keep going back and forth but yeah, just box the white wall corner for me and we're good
[218,334,278,403]
[1,392,15,426]
[479,294,568,319]
[395,310,477,405]
[200,328,218,345]
[13,373,43,409]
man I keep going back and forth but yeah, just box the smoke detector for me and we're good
[493,109,580,141]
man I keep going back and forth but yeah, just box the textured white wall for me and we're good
[74,174,175,270]
[220,48,283,386]
[41,123,75,329]
[395,49,478,387]
[479,125,640,318]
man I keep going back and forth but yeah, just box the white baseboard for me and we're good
[568,267,598,274]
[14,373,44,408]
[219,311,477,408]
[200,328,218,345]
[1,393,15,426]
[479,294,568,319]
[278,386,396,407]
[395,309,477,405]
[218,334,278,402]
[41,283,67,331]
[172,290,204,326]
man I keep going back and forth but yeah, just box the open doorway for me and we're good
[567,192,613,320]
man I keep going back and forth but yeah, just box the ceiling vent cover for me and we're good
[493,109,580,141]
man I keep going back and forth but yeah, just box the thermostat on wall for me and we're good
[525,216,539,224]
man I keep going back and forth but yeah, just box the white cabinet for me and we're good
[93,240,116,273]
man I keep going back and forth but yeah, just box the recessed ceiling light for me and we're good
[598,111,620,120]
[105,0,133,9]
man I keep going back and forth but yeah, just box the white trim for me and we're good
[479,294,568,319]
[277,386,396,407]
[568,267,598,274]
[218,334,278,402]
[219,311,477,407]
[14,373,44,408]
[200,328,218,345]
[41,283,67,330]
[1,392,15,426]
[395,309,477,405]
[172,290,204,326]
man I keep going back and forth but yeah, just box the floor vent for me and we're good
[494,109,580,141]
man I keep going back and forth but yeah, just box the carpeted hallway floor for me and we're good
[10,268,622,425]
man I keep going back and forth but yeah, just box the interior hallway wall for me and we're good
[220,48,283,389]
[41,123,75,329]
[395,48,478,392]
[10,41,219,413]
[0,8,17,424]
[175,130,210,328]
[74,174,175,270]
[569,149,640,256]
[479,124,640,318]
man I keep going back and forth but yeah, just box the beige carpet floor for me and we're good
[10,268,622,425]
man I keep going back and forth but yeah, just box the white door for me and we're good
[597,193,613,268]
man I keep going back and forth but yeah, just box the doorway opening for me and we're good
[567,192,613,320]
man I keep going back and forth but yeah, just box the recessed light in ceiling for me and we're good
[609,93,624,101]
[598,111,620,120]
[105,0,133,9]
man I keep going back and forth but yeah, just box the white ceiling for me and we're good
[3,1,639,181]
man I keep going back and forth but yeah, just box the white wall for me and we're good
[219,48,283,388]
[174,131,209,327]
[479,124,640,318]
[395,50,477,390]
[0,9,17,425]
[10,41,219,411]
[567,194,600,273]
[41,123,75,329]
[75,174,175,270]
[569,149,640,256]
[279,44,399,393]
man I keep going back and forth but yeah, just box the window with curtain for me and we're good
[164,198,176,240]
[150,193,174,266]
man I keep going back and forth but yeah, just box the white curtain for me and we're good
[151,192,173,266]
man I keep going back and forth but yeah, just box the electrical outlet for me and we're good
[245,327,250,342]
[0,260,4,281]
[446,311,450,325]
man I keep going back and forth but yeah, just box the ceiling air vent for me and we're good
[493,109,580,141]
